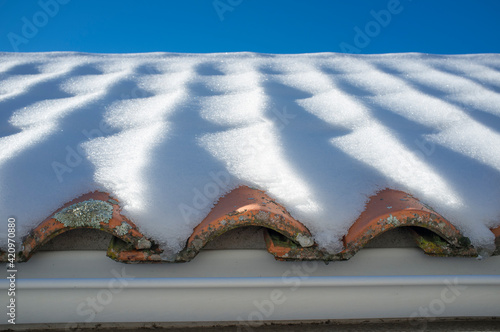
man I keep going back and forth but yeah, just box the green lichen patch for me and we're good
[385,214,399,226]
[115,221,132,236]
[54,199,113,228]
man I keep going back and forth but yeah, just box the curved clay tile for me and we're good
[107,186,315,263]
[175,186,314,262]
[6,188,485,264]
[18,192,152,262]
[265,189,478,261]
[342,189,477,258]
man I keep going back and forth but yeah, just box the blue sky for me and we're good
[1,0,499,54]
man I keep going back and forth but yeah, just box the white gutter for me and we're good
[4,275,500,289]
[2,248,500,325]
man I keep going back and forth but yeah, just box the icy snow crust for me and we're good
[1,52,500,256]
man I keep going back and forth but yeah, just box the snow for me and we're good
[1,52,499,256]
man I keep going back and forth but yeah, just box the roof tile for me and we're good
[4,188,497,263]
[17,192,153,262]
[343,189,477,258]
[108,186,315,263]
[265,189,480,261]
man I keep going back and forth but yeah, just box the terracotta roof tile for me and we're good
[3,188,499,263]
[17,192,153,262]
[108,186,314,263]
[178,186,313,261]
[266,189,480,261]
[343,189,477,258]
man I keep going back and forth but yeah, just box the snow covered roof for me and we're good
[1,52,500,259]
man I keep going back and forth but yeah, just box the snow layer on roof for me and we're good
[1,52,500,257]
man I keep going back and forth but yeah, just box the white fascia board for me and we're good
[1,248,500,325]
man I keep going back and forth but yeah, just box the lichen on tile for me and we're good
[115,221,132,236]
[386,215,399,226]
[54,199,113,228]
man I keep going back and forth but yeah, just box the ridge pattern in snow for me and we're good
[0,52,499,255]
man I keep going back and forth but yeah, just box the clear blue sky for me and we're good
[1,0,499,54]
